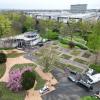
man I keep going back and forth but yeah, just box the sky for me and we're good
[0,0,100,9]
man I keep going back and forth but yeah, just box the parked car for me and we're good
[68,75,76,82]
[37,42,44,47]
[39,85,49,94]
[77,79,93,90]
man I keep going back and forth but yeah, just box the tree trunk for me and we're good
[95,52,98,64]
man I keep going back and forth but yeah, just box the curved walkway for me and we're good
[0,50,58,100]
[0,56,32,82]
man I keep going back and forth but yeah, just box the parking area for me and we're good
[42,68,100,100]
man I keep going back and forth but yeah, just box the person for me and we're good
[95,91,100,98]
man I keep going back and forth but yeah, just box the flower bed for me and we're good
[61,54,72,60]
[55,61,83,73]
[74,58,88,65]
[71,50,81,56]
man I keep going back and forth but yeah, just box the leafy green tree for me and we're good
[23,16,35,32]
[60,23,69,37]
[87,21,100,64]
[0,15,11,37]
[79,21,92,41]
[67,20,78,41]
[21,70,36,90]
[45,29,58,40]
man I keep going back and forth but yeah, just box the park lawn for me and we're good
[0,64,6,78]
[34,71,46,90]
[0,82,25,100]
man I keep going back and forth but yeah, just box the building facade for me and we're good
[70,4,87,13]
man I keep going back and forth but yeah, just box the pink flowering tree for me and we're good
[7,67,35,92]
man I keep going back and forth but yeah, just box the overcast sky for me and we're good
[0,0,100,9]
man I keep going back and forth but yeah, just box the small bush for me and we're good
[75,43,88,50]
[59,38,69,44]
[82,52,91,58]
[21,70,36,90]
[68,42,75,48]
[0,53,7,64]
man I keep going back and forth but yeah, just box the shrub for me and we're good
[75,42,88,50]
[21,70,36,90]
[82,52,91,58]
[45,29,58,40]
[74,37,87,45]
[0,64,6,78]
[68,42,75,48]
[0,53,7,64]
[89,64,100,73]
[7,67,34,92]
[59,38,69,44]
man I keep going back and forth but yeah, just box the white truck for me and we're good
[86,68,100,84]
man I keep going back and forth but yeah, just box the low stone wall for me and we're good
[0,39,18,48]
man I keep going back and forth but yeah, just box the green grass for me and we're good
[90,64,100,73]
[7,53,24,58]
[71,50,81,56]
[81,96,98,100]
[34,71,46,90]
[11,63,37,70]
[0,82,25,100]
[61,54,72,60]
[74,58,88,65]
[0,48,14,50]
[0,64,6,78]
[74,37,87,45]
[55,61,83,73]
[59,42,69,49]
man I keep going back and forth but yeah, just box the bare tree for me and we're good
[38,45,59,72]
